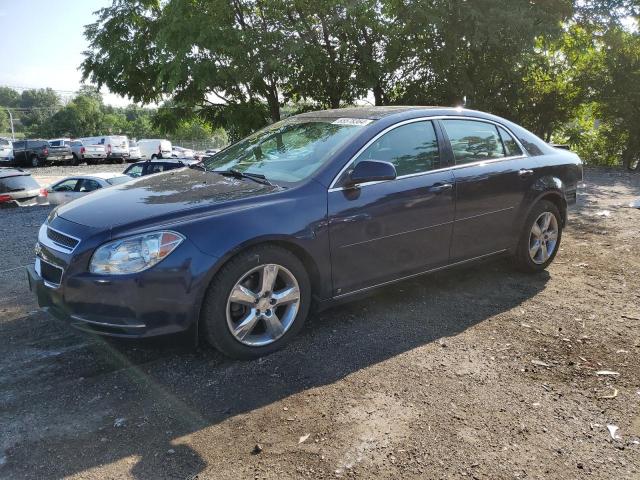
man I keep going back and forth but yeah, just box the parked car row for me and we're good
[0,134,211,167]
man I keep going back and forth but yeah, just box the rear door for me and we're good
[328,120,455,295]
[439,118,535,261]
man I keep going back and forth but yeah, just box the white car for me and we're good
[128,140,142,161]
[137,139,172,160]
[171,145,195,159]
[80,135,130,163]
[0,137,13,165]
[46,173,132,206]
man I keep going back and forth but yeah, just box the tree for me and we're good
[0,87,20,108]
[19,88,61,133]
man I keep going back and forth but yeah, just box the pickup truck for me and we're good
[12,139,74,167]
[70,140,106,165]
[47,139,75,165]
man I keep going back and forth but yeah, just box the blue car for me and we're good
[27,107,582,359]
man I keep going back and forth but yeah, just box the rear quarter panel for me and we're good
[511,150,582,245]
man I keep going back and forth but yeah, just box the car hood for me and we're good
[56,168,281,229]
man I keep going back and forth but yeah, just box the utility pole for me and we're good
[7,108,15,141]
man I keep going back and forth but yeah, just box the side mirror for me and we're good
[345,160,397,187]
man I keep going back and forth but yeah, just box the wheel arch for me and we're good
[194,237,323,330]
[512,181,568,251]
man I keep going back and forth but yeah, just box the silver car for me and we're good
[46,173,132,206]
[0,168,47,207]
[0,138,13,165]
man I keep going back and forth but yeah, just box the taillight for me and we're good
[43,147,49,156]
[80,146,86,154]
[0,194,11,203]
[107,144,112,154]
[39,188,48,198]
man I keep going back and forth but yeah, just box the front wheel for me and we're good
[201,245,311,359]
[513,200,562,273]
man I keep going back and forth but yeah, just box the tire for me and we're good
[513,200,563,273]
[201,245,311,359]
[30,155,42,168]
[72,154,80,166]
[151,154,157,160]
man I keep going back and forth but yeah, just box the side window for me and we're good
[53,179,78,192]
[442,120,506,164]
[498,127,524,157]
[49,141,59,147]
[78,179,101,192]
[147,164,166,174]
[126,165,144,178]
[354,121,441,177]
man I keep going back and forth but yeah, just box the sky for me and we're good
[0,0,129,106]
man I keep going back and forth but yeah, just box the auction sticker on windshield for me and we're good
[331,118,373,126]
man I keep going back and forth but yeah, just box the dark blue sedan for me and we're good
[27,107,582,358]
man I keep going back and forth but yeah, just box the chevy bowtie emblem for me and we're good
[34,242,42,256]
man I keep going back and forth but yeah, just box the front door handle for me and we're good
[518,169,534,178]
[429,183,453,194]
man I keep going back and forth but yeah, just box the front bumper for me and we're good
[27,221,218,339]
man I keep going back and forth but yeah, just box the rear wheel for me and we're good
[72,154,80,166]
[513,200,562,273]
[201,245,311,359]
[30,155,42,167]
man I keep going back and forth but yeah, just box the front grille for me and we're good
[47,227,79,250]
[40,260,63,285]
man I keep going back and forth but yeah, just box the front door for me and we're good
[439,119,536,261]
[328,120,455,296]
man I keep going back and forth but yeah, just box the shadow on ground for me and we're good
[0,256,548,479]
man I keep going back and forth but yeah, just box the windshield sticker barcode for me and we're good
[332,118,373,126]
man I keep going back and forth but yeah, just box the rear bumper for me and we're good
[82,153,107,159]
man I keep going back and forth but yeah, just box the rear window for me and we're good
[106,175,131,186]
[0,175,40,193]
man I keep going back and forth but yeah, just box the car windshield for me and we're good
[106,175,132,186]
[201,118,368,185]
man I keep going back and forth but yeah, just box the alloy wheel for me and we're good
[529,211,559,265]
[226,263,301,347]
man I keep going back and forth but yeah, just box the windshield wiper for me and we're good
[213,169,276,187]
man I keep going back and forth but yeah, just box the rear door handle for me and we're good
[429,183,453,194]
[518,169,534,178]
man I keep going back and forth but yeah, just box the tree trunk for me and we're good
[265,81,280,122]
[373,82,386,106]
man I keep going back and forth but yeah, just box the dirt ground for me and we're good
[1,168,639,479]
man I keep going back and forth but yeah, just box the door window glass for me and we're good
[354,121,441,177]
[442,120,506,164]
[498,127,524,157]
[126,164,144,177]
[78,179,101,192]
[53,179,78,192]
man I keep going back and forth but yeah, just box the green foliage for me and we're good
[0,87,20,108]
[553,104,627,166]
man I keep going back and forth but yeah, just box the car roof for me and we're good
[56,172,126,182]
[0,167,30,179]
[291,106,505,122]
[293,106,446,121]
[130,159,186,165]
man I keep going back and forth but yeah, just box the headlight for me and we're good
[89,231,184,275]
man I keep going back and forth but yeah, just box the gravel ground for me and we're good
[0,168,639,479]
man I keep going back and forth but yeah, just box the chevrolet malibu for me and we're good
[28,107,582,359]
